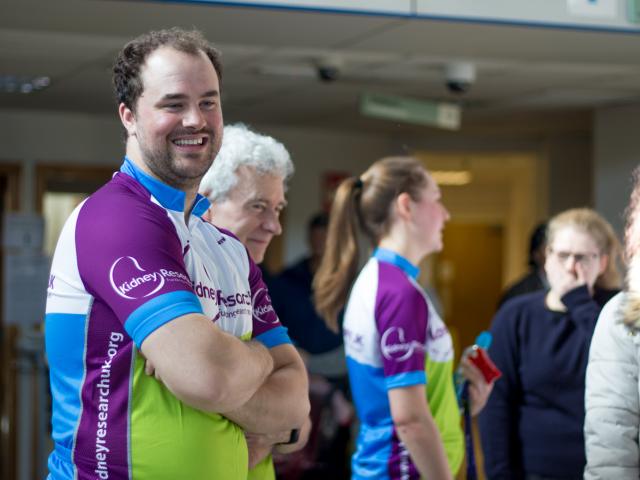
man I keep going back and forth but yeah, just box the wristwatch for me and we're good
[277,428,300,445]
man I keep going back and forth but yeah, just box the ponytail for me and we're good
[313,177,363,332]
[313,156,429,332]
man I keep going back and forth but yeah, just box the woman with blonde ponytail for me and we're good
[585,169,640,479]
[314,176,363,332]
[313,157,493,480]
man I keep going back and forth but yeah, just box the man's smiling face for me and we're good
[123,46,223,190]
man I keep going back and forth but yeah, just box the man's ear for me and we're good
[118,103,136,137]
[395,192,412,221]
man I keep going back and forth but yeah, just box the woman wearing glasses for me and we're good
[479,208,621,480]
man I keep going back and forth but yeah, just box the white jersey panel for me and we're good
[410,278,453,363]
[46,200,93,316]
[344,259,382,368]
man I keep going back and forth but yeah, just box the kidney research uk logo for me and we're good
[109,256,165,300]
[251,287,278,324]
[108,256,191,301]
[380,326,425,362]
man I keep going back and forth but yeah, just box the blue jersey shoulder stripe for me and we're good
[255,325,291,348]
[385,370,427,390]
[124,290,203,347]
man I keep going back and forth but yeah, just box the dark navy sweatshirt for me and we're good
[478,286,616,480]
[266,257,343,355]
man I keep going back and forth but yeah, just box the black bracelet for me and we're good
[277,428,300,445]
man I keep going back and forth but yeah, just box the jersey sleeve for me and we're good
[374,271,429,391]
[75,187,202,347]
[248,258,291,348]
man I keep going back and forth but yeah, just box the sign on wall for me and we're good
[568,0,617,18]
[3,213,44,251]
[4,252,50,326]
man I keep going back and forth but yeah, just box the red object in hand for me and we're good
[469,348,502,384]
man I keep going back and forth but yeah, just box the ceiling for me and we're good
[2,0,640,135]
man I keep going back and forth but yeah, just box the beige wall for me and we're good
[594,103,640,239]
[545,133,594,215]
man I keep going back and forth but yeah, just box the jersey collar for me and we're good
[120,157,211,217]
[373,247,420,280]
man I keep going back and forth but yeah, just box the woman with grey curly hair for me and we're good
[201,123,293,201]
[200,123,294,263]
[585,169,640,480]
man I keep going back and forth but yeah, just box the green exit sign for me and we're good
[360,93,461,130]
[630,0,640,23]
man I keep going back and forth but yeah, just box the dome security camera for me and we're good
[317,65,340,82]
[315,56,344,83]
[445,62,476,94]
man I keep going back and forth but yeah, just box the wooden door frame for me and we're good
[0,163,22,480]
[35,164,116,213]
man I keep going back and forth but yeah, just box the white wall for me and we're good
[594,103,640,238]
[0,109,123,165]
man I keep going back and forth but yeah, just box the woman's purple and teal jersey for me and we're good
[343,248,463,480]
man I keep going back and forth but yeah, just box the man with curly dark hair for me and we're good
[44,28,308,480]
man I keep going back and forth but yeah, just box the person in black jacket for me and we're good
[270,213,346,373]
[498,223,548,307]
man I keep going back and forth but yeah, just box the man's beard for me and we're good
[140,132,218,190]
